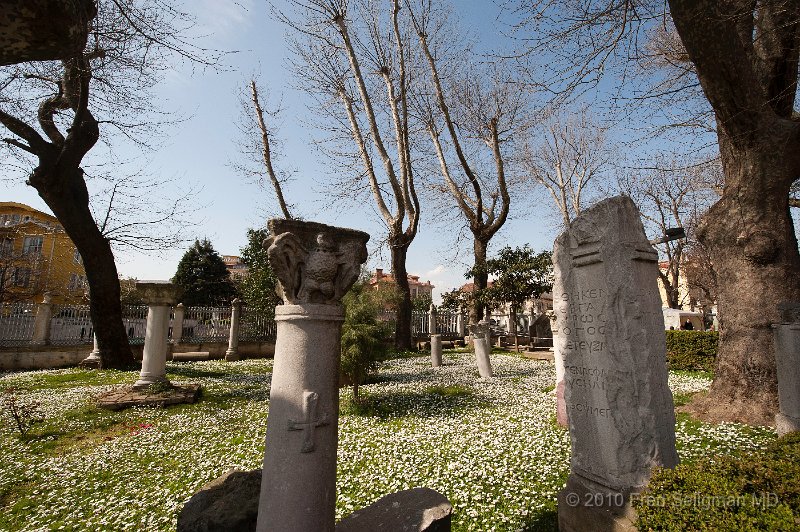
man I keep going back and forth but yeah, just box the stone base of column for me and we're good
[557,475,637,532]
[430,335,442,367]
[79,353,102,369]
[224,349,240,361]
[133,374,172,390]
[776,412,800,436]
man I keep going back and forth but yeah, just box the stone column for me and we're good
[256,219,368,532]
[428,303,437,336]
[456,306,465,337]
[172,303,185,344]
[80,334,102,368]
[133,281,182,389]
[225,298,242,361]
[553,196,678,532]
[430,334,442,367]
[469,320,493,378]
[31,293,53,346]
[774,302,800,436]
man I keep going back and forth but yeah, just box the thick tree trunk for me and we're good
[689,132,800,425]
[0,0,95,66]
[470,237,489,325]
[391,243,413,350]
[31,164,134,369]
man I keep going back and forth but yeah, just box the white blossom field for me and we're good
[0,352,776,531]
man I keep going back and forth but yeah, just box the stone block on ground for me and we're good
[96,383,201,411]
[172,351,211,361]
[336,487,452,532]
[178,469,261,532]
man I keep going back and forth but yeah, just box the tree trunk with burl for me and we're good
[670,0,800,424]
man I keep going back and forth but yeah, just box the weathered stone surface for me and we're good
[336,488,452,532]
[133,281,182,389]
[257,220,369,532]
[96,383,201,411]
[774,302,800,436]
[553,196,678,531]
[265,219,369,306]
[178,469,261,532]
[134,280,182,306]
[469,321,493,378]
[430,334,442,367]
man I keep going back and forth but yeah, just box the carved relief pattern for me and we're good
[265,223,368,305]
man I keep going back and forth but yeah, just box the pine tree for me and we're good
[236,228,281,317]
[173,239,236,306]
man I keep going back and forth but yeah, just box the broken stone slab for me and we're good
[96,383,201,411]
[178,469,261,532]
[178,471,452,532]
[336,487,453,532]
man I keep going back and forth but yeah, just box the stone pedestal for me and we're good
[80,334,102,368]
[225,299,242,361]
[428,304,437,336]
[173,303,185,344]
[470,321,493,378]
[774,302,800,436]
[256,219,369,532]
[31,293,53,346]
[133,281,181,389]
[553,196,678,531]
[430,334,442,367]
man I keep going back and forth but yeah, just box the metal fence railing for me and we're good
[0,302,466,348]
[181,306,232,343]
[240,307,277,342]
[0,302,36,347]
[50,304,93,345]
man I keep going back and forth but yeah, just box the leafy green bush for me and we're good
[635,432,800,531]
[666,330,718,372]
[340,280,394,400]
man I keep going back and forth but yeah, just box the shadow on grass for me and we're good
[341,385,490,419]
[520,508,559,532]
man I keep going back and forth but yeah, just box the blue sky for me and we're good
[5,0,562,302]
[8,1,795,302]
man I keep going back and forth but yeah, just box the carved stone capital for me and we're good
[264,219,369,305]
[134,281,182,306]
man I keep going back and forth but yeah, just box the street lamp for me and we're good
[650,227,686,245]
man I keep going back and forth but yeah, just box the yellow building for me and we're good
[0,202,87,304]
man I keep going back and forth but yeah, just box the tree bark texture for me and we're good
[670,0,800,424]
[0,0,95,66]
[391,242,413,350]
[471,238,489,325]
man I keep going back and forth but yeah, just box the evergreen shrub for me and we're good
[666,330,718,372]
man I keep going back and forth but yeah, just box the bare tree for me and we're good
[522,106,612,228]
[622,158,720,309]
[0,0,219,368]
[407,7,520,325]
[0,1,95,66]
[281,0,421,349]
[508,0,800,424]
[233,79,294,219]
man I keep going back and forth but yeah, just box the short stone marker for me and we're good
[336,488,453,532]
[469,320,493,378]
[430,334,443,367]
[256,219,369,532]
[553,196,679,531]
[774,302,800,436]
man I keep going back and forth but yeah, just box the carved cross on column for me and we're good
[287,391,330,453]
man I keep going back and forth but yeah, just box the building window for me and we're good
[13,267,31,288]
[22,236,43,256]
[0,238,12,257]
[73,249,83,264]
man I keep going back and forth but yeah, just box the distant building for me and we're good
[368,268,434,299]
[0,202,87,304]
[222,255,249,280]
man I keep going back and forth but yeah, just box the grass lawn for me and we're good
[0,352,776,531]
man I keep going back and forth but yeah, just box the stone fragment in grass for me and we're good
[96,383,201,411]
[178,468,260,532]
[336,487,452,532]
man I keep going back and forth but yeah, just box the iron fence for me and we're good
[49,304,93,345]
[0,302,36,347]
[240,307,277,342]
[181,306,232,343]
